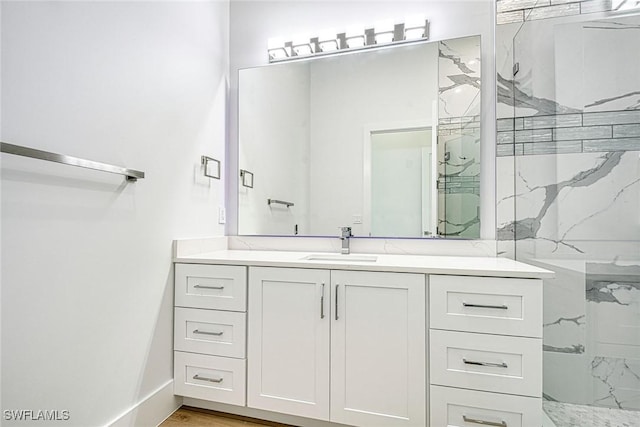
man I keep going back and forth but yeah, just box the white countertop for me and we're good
[174,249,554,279]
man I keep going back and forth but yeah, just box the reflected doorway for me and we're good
[366,127,436,238]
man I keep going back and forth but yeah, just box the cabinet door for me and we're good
[247,267,330,420]
[330,270,426,427]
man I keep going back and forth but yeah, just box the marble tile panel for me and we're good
[583,111,640,126]
[498,0,549,13]
[583,138,640,152]
[580,0,613,14]
[542,262,587,353]
[591,356,640,410]
[498,131,515,145]
[497,10,526,24]
[497,118,515,132]
[543,352,592,404]
[614,124,640,138]
[522,140,583,155]
[515,117,525,130]
[553,125,612,140]
[497,144,515,157]
[516,128,554,143]
[551,0,578,4]
[509,151,639,245]
[523,114,583,129]
[525,3,581,20]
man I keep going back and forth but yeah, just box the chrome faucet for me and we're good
[340,226,352,254]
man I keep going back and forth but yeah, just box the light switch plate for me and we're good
[352,214,363,224]
[218,207,226,224]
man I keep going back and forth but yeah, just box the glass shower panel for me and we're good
[512,10,640,419]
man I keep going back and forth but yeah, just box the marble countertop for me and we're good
[174,249,554,279]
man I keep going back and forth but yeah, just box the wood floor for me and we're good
[160,407,291,427]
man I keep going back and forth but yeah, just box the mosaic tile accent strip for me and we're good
[497,110,640,156]
[497,0,614,25]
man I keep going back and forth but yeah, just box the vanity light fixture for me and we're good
[267,18,429,63]
[267,37,291,61]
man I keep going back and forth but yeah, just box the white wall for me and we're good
[308,43,437,236]
[228,0,496,240]
[238,62,310,235]
[1,1,229,425]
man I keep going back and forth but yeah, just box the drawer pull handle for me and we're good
[193,374,223,383]
[193,329,224,336]
[194,284,225,290]
[463,415,507,427]
[321,283,325,319]
[463,302,508,310]
[335,284,339,320]
[463,358,508,368]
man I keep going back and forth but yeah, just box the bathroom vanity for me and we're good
[173,246,552,427]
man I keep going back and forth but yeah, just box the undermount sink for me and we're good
[302,254,378,263]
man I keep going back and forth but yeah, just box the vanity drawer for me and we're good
[174,351,246,406]
[430,330,541,397]
[175,264,247,311]
[430,385,541,427]
[429,275,542,337]
[174,307,246,358]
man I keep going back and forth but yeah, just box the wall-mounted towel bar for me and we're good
[268,199,294,207]
[0,142,145,182]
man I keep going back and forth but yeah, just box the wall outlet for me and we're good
[352,214,363,224]
[218,207,226,224]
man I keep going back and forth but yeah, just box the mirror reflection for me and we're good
[238,35,481,239]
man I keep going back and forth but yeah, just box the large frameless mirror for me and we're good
[238,35,481,239]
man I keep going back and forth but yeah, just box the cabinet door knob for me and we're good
[463,415,507,427]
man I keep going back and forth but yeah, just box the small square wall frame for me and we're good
[201,156,221,179]
[240,169,254,188]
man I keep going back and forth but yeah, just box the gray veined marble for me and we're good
[543,344,586,353]
[438,41,477,74]
[585,91,640,111]
[592,357,640,410]
[497,73,582,116]
[586,262,640,305]
[544,401,640,427]
[524,3,581,21]
[439,210,480,237]
[583,110,640,126]
[497,151,624,248]
[544,315,586,327]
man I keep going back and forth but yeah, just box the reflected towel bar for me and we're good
[0,142,145,182]
[268,198,294,207]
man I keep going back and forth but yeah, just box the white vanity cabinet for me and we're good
[247,267,426,427]
[172,247,552,427]
[428,274,543,427]
[247,267,331,420]
[173,264,248,406]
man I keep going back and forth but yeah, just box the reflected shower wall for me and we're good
[437,36,481,238]
[496,1,640,419]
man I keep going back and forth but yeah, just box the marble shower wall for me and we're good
[437,36,481,238]
[495,3,640,411]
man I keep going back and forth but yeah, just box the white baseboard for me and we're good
[108,380,182,427]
